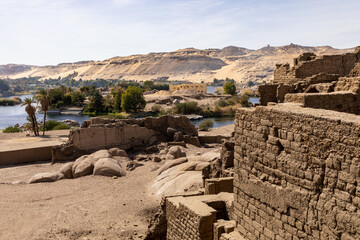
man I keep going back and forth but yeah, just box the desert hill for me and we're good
[0,44,355,83]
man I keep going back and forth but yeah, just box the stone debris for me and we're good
[109,147,128,157]
[73,156,97,178]
[29,172,64,184]
[166,146,186,159]
[30,149,129,183]
[93,158,126,177]
[59,162,73,179]
[152,156,161,163]
[126,160,143,171]
[60,119,80,127]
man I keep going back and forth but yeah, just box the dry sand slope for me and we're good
[0,44,354,84]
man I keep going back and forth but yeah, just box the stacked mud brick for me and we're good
[233,104,360,239]
[259,47,360,114]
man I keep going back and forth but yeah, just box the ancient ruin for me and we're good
[259,47,360,114]
[145,48,360,240]
[52,115,199,162]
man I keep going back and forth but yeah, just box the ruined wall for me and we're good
[285,92,360,114]
[258,85,278,106]
[52,115,197,162]
[233,105,360,240]
[71,122,156,151]
[166,193,233,240]
[167,197,216,240]
[274,50,360,84]
[294,53,357,79]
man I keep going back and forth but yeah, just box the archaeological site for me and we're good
[1,48,360,240]
[143,47,360,240]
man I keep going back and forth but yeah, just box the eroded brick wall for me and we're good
[284,92,360,114]
[166,197,216,240]
[234,105,360,240]
[294,54,357,79]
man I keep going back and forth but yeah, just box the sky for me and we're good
[0,0,359,65]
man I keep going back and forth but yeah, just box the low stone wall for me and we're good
[285,91,360,114]
[0,146,54,166]
[233,104,360,239]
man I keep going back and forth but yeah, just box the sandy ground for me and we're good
[0,130,70,151]
[199,124,234,137]
[0,125,231,240]
[0,160,161,240]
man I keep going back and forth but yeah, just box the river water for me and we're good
[0,94,259,129]
[0,95,89,129]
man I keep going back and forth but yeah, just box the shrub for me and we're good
[3,126,23,133]
[151,104,163,113]
[40,120,59,131]
[198,119,214,131]
[241,88,255,96]
[223,81,236,95]
[239,94,250,107]
[215,99,228,108]
[214,87,224,95]
[53,123,71,130]
[174,101,202,114]
[121,86,146,112]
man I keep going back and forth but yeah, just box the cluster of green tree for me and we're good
[223,81,237,95]
[83,85,146,115]
[0,79,10,92]
[208,78,235,86]
[21,88,73,136]
[142,80,169,91]
[48,86,85,108]
[43,74,120,88]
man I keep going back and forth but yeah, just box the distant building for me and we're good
[169,83,207,94]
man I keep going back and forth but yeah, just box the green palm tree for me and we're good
[22,97,39,136]
[35,89,50,135]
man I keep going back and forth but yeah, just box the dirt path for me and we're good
[0,161,160,240]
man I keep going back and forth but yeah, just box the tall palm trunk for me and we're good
[34,114,39,136]
[42,111,46,135]
[30,115,37,136]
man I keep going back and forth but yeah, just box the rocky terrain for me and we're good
[0,44,354,84]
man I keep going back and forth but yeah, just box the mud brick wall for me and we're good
[233,105,360,240]
[166,197,216,240]
[285,92,360,115]
[335,76,360,93]
[294,54,357,79]
[259,85,278,106]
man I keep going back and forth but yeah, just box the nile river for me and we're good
[0,94,259,129]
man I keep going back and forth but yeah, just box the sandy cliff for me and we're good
[0,44,354,83]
